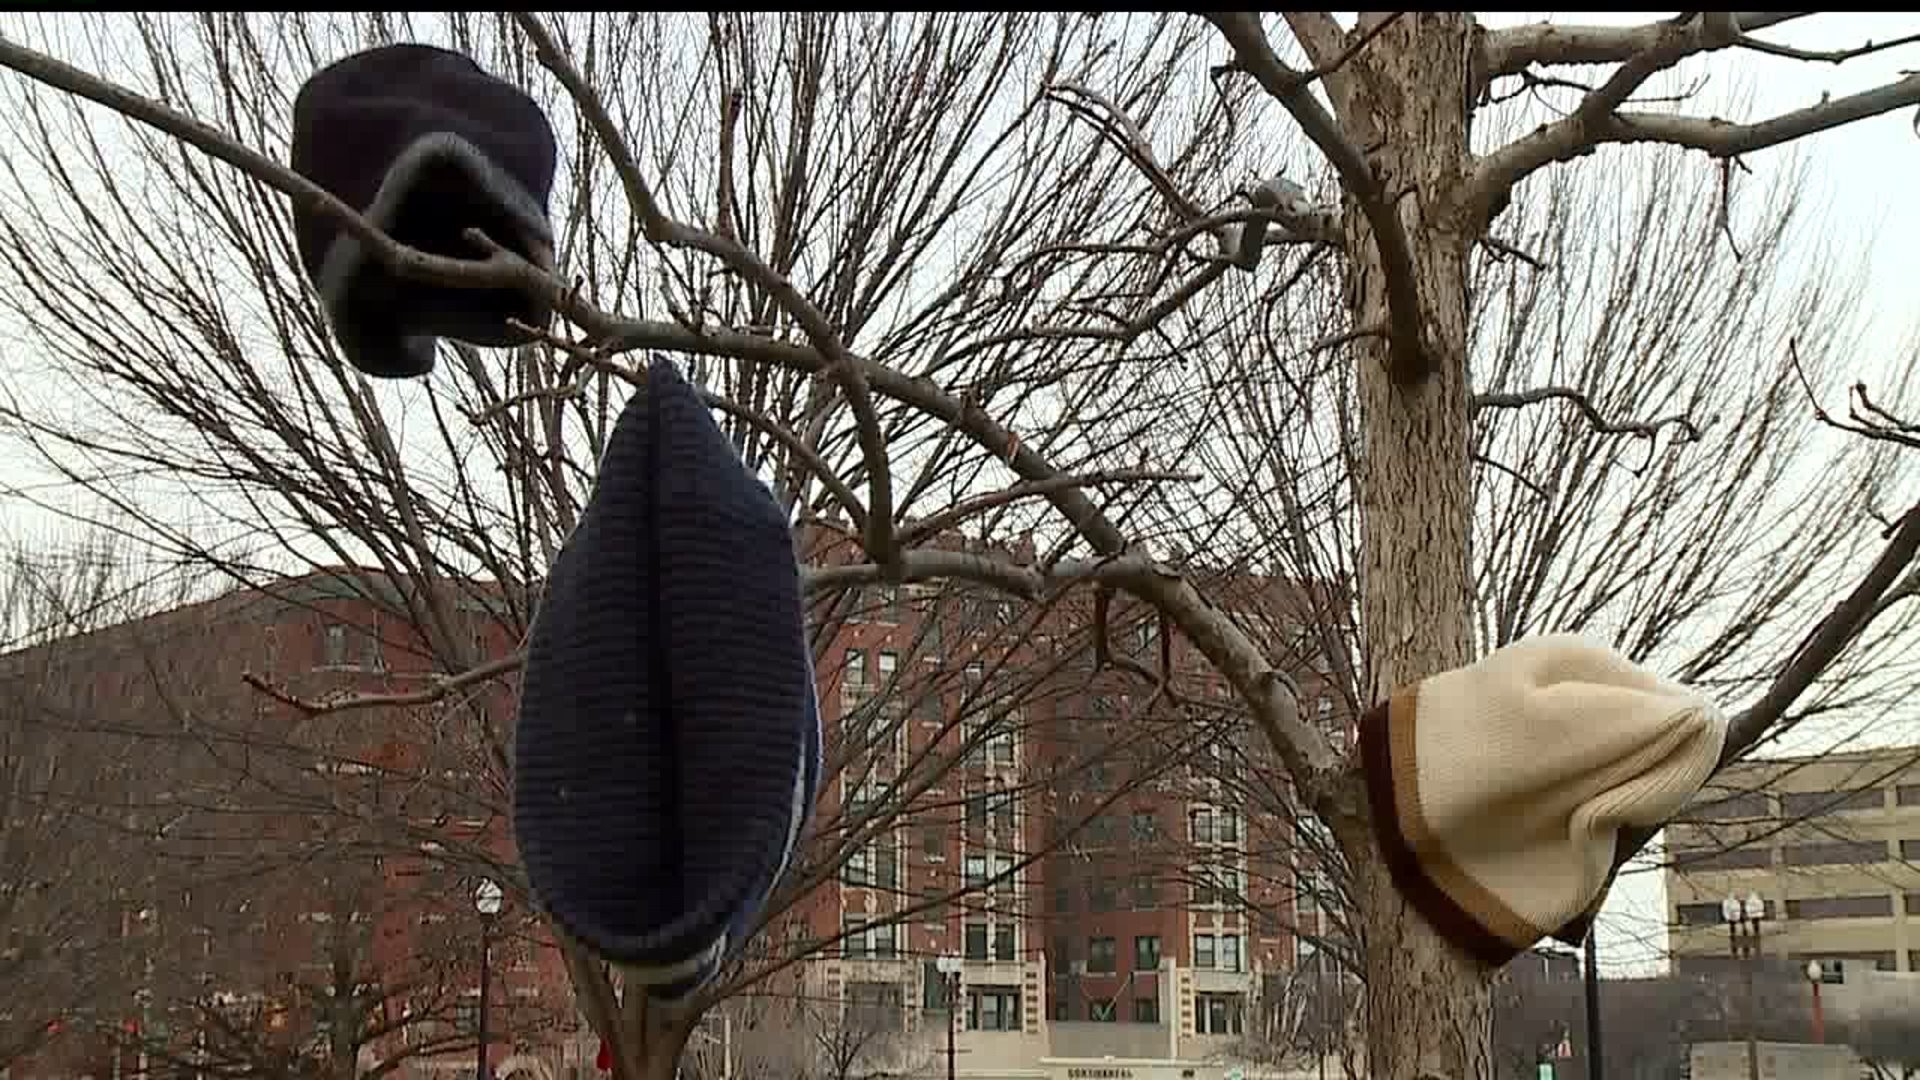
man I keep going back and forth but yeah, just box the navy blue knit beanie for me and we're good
[289,43,558,379]
[513,356,822,999]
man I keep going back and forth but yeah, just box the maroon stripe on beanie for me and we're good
[1357,697,1526,969]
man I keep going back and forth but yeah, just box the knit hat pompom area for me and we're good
[289,43,558,379]
[1358,634,1727,968]
[512,356,822,1002]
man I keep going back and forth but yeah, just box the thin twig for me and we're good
[508,12,900,574]
[1203,12,1433,384]
[1473,385,1702,443]
[240,650,527,717]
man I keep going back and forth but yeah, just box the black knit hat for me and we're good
[513,357,822,998]
[289,43,558,378]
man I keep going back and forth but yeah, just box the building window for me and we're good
[1782,788,1884,816]
[965,854,988,888]
[1295,935,1331,976]
[877,650,898,683]
[1083,814,1118,848]
[994,924,1016,962]
[922,826,945,859]
[842,919,897,958]
[964,922,989,960]
[842,839,898,889]
[1692,790,1770,820]
[1194,934,1215,970]
[1088,877,1118,913]
[1130,811,1159,843]
[1088,936,1117,973]
[966,794,988,829]
[1786,894,1893,920]
[846,982,904,1031]
[1134,935,1161,972]
[1190,808,1213,844]
[1781,840,1885,867]
[1089,1001,1117,1022]
[1051,936,1072,973]
[320,622,383,670]
[1053,883,1073,914]
[845,649,868,687]
[1195,993,1244,1036]
[923,961,955,1010]
[322,623,347,666]
[1130,875,1159,910]
[1676,902,1725,926]
[1194,865,1241,908]
[968,987,1021,1032]
[990,792,1016,833]
[1133,996,1159,1023]
[988,724,1016,767]
[1673,846,1770,871]
[1218,934,1242,973]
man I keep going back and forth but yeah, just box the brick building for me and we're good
[5,547,1346,1080]
[784,528,1350,1077]
[2,568,576,1080]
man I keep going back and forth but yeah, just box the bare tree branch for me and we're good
[1470,17,1920,225]
[1480,12,1814,80]
[505,12,900,574]
[1201,12,1433,384]
[1473,386,1702,443]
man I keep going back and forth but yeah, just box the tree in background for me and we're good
[1853,1007,1920,1080]
[0,540,189,1074]
[2,12,1920,1080]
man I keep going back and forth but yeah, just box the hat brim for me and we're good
[313,130,556,378]
[1357,691,1544,968]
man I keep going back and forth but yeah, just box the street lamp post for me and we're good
[474,879,504,1080]
[1805,960,1826,1045]
[1721,892,1765,1080]
[935,956,964,1080]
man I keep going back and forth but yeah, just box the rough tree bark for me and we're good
[6,12,1920,1080]
[1330,13,1489,1079]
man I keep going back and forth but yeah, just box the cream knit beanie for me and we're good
[1357,633,1727,967]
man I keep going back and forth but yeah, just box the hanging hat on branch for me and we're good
[289,43,558,378]
[1357,633,1727,967]
[513,356,823,1001]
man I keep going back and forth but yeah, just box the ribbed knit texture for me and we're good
[1358,633,1727,967]
[513,357,818,990]
[290,43,557,378]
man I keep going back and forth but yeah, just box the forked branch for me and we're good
[1201,12,1432,385]
[506,12,901,577]
[1470,14,1920,224]
[1480,12,1813,80]
[0,26,1340,821]
[1614,497,1920,866]
[1789,337,1920,451]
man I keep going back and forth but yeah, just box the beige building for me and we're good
[788,952,1302,1080]
[1666,745,1920,985]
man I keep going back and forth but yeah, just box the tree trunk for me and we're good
[1339,13,1488,1080]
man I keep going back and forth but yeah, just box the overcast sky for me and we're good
[2,11,1917,978]
[1470,12,1920,975]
